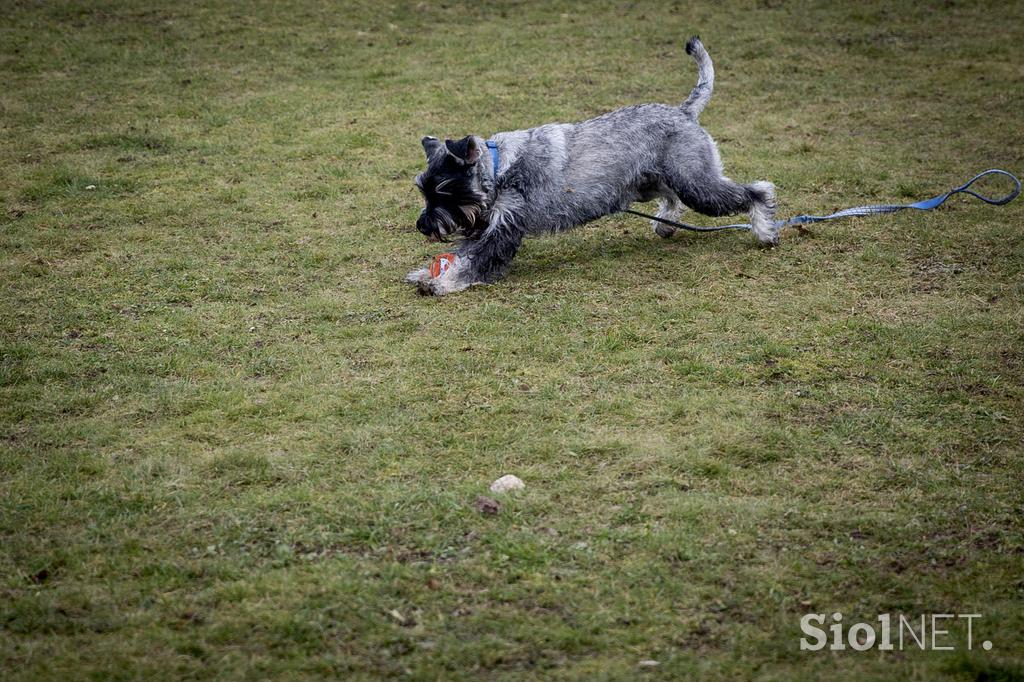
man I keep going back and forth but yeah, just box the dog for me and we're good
[406,37,777,296]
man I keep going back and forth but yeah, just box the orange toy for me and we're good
[429,253,456,278]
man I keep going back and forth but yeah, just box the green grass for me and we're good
[2,0,1023,679]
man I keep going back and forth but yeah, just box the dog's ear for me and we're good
[422,136,443,159]
[444,136,482,166]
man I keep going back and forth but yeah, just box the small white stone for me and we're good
[489,474,525,494]
[638,659,660,667]
[85,185,96,190]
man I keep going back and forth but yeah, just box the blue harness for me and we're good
[485,140,501,177]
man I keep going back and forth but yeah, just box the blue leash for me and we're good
[623,169,1022,233]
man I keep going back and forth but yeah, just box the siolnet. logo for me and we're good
[799,613,993,652]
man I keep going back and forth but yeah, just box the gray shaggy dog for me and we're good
[407,37,777,296]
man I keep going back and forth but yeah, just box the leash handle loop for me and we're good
[950,168,1021,206]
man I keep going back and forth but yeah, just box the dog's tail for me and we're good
[681,36,714,119]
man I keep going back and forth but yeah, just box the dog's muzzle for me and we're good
[416,211,449,242]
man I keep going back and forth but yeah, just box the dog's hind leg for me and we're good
[675,175,778,245]
[743,180,778,245]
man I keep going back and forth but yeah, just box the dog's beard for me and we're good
[418,197,490,241]
[459,203,489,239]
[417,206,456,241]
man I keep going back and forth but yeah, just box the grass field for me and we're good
[2,0,1023,679]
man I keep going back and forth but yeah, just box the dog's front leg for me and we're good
[410,211,526,296]
[405,251,474,297]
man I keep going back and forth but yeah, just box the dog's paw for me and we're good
[407,254,477,296]
[415,278,449,296]
[750,219,781,246]
[415,276,475,296]
[405,267,432,285]
[653,223,676,239]
[754,227,780,247]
